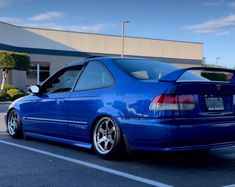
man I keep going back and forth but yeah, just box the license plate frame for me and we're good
[205,97,224,111]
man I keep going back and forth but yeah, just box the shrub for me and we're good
[3,84,16,91]
[0,51,30,90]
[201,72,228,81]
[0,91,10,101]
[0,51,30,71]
[7,88,25,101]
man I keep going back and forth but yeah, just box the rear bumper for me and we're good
[118,117,235,151]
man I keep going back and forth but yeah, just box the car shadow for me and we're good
[19,135,235,171]
[127,148,235,170]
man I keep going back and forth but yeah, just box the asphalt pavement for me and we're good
[1,104,235,187]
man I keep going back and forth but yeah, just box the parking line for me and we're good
[223,185,235,187]
[0,140,173,187]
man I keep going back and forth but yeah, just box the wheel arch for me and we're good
[89,114,127,147]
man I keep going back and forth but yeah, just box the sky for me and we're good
[0,0,235,67]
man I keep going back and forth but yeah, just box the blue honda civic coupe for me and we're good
[5,57,235,159]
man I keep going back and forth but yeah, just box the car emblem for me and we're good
[216,84,221,91]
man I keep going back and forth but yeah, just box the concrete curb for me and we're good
[0,101,12,104]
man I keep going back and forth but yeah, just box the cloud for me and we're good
[202,0,224,6]
[184,14,235,35]
[227,1,235,8]
[59,24,118,33]
[29,12,64,21]
[0,0,12,7]
[0,16,117,33]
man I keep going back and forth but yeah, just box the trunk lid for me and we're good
[175,82,235,118]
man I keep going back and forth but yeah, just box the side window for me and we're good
[74,61,114,91]
[42,67,82,94]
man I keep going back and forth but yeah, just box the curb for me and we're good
[0,101,12,104]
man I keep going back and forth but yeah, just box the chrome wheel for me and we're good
[93,117,117,155]
[7,110,22,138]
[8,110,18,136]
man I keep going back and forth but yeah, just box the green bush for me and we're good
[201,72,228,81]
[0,91,10,101]
[7,88,25,101]
[0,51,30,71]
[3,84,16,91]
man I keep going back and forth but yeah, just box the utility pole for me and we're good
[121,20,130,58]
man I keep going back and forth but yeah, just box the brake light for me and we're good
[149,94,195,111]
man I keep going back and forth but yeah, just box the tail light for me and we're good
[149,94,195,111]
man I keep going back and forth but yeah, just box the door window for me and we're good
[74,61,114,91]
[26,62,50,86]
[42,67,82,94]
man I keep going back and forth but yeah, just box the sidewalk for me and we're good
[0,102,11,132]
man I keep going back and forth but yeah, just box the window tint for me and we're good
[43,67,82,94]
[114,59,207,81]
[26,62,50,86]
[74,61,114,91]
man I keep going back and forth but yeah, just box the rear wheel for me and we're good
[93,117,126,159]
[7,110,23,138]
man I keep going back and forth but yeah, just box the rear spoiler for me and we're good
[159,67,235,83]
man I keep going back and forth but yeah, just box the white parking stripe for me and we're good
[0,140,173,187]
[223,185,235,187]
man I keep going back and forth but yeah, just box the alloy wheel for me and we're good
[93,117,117,155]
[8,110,19,136]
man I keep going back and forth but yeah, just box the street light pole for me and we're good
[121,20,129,58]
[216,57,221,67]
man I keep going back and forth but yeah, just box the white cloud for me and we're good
[227,1,235,8]
[0,17,22,24]
[0,0,12,7]
[0,16,117,33]
[29,12,64,21]
[202,0,224,6]
[185,14,235,36]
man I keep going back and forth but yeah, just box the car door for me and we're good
[67,61,114,143]
[23,66,82,138]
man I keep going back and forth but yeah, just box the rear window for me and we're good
[114,59,207,81]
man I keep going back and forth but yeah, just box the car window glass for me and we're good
[44,67,82,94]
[74,61,114,91]
[114,59,207,81]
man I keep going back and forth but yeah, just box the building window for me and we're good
[26,62,50,86]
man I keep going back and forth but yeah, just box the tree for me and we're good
[0,51,30,90]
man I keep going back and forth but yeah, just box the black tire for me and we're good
[7,109,23,138]
[93,117,126,159]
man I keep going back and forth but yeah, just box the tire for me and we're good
[7,109,23,138]
[93,117,126,159]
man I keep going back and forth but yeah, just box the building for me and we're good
[0,21,203,89]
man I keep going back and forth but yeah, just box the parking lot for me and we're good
[1,104,235,187]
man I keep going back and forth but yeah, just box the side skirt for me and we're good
[24,132,92,149]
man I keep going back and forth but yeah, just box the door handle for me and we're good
[56,100,64,104]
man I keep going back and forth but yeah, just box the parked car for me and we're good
[5,57,235,159]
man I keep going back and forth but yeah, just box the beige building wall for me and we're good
[0,21,203,89]
[30,54,84,74]
[0,21,203,61]
[24,28,203,60]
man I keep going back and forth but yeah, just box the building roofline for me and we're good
[0,21,203,45]
[0,42,202,65]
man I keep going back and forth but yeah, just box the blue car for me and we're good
[5,57,235,159]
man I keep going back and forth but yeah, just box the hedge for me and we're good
[0,84,28,101]
[201,72,228,81]
[0,51,30,71]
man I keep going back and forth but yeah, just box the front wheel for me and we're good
[93,117,126,159]
[7,110,23,138]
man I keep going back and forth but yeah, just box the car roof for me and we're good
[65,56,147,67]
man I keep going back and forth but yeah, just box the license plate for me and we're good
[205,97,224,111]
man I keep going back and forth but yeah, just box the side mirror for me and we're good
[29,85,40,94]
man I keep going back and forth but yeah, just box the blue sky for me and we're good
[0,0,235,67]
